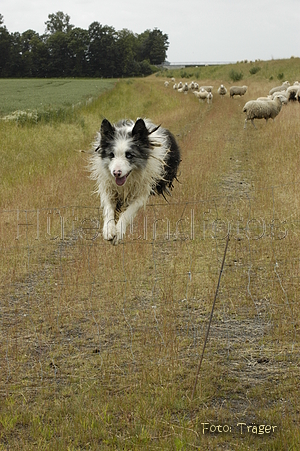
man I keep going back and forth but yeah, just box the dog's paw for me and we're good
[114,220,126,244]
[103,220,116,241]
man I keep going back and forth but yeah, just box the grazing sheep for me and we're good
[296,87,300,103]
[206,92,213,104]
[199,85,214,92]
[269,81,290,95]
[243,97,283,129]
[164,81,169,87]
[194,89,213,104]
[286,85,299,101]
[217,84,227,97]
[194,88,208,101]
[272,92,289,105]
[256,95,272,101]
[230,85,248,98]
[178,83,189,93]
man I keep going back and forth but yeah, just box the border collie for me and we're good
[89,118,181,244]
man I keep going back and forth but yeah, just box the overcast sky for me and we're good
[1,0,299,63]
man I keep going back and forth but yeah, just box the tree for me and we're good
[139,28,169,65]
[0,12,165,78]
[46,31,71,76]
[67,27,89,76]
[115,29,139,76]
[0,17,13,76]
[88,22,117,77]
[18,30,42,77]
[45,11,74,34]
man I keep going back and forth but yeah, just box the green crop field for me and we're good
[1,59,300,450]
[0,78,117,117]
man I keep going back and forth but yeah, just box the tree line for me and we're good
[0,12,169,78]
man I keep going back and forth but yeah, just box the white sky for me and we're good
[1,0,299,63]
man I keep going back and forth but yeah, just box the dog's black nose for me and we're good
[113,170,122,178]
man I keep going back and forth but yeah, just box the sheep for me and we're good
[194,88,209,102]
[272,91,289,104]
[164,81,169,87]
[296,87,300,103]
[206,91,213,104]
[269,81,290,95]
[194,89,213,104]
[178,83,189,93]
[286,85,299,101]
[256,95,272,101]
[230,85,248,98]
[258,93,288,105]
[199,85,214,92]
[217,84,227,97]
[243,96,283,129]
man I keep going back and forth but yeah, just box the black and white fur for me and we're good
[90,118,181,244]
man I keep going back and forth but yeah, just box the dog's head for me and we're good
[98,118,153,187]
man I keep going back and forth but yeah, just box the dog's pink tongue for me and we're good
[115,176,127,186]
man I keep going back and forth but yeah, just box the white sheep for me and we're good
[271,90,288,104]
[217,84,227,97]
[178,83,189,93]
[286,85,299,101]
[269,81,290,95]
[206,92,213,104]
[164,81,169,87]
[256,95,272,101]
[273,93,288,105]
[243,97,283,129]
[199,85,214,92]
[296,87,300,103]
[230,85,248,98]
[194,88,209,102]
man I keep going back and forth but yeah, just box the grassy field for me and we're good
[0,78,116,119]
[0,59,300,450]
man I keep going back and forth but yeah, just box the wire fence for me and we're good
[0,183,299,401]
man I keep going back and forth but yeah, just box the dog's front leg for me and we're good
[114,197,147,244]
[102,198,117,241]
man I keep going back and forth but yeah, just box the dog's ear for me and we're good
[132,119,149,140]
[100,119,115,138]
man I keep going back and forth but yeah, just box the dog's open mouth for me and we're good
[115,172,131,186]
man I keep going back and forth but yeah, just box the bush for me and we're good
[249,66,261,75]
[229,69,243,81]
[277,72,284,80]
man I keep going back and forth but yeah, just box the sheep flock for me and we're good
[164,78,300,129]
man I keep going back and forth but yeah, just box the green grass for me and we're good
[159,56,300,84]
[0,60,300,450]
[0,78,117,118]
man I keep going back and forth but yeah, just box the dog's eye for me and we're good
[126,152,133,160]
[109,152,114,159]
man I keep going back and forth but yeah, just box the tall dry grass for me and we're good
[1,67,300,450]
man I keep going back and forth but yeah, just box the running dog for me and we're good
[89,118,181,244]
